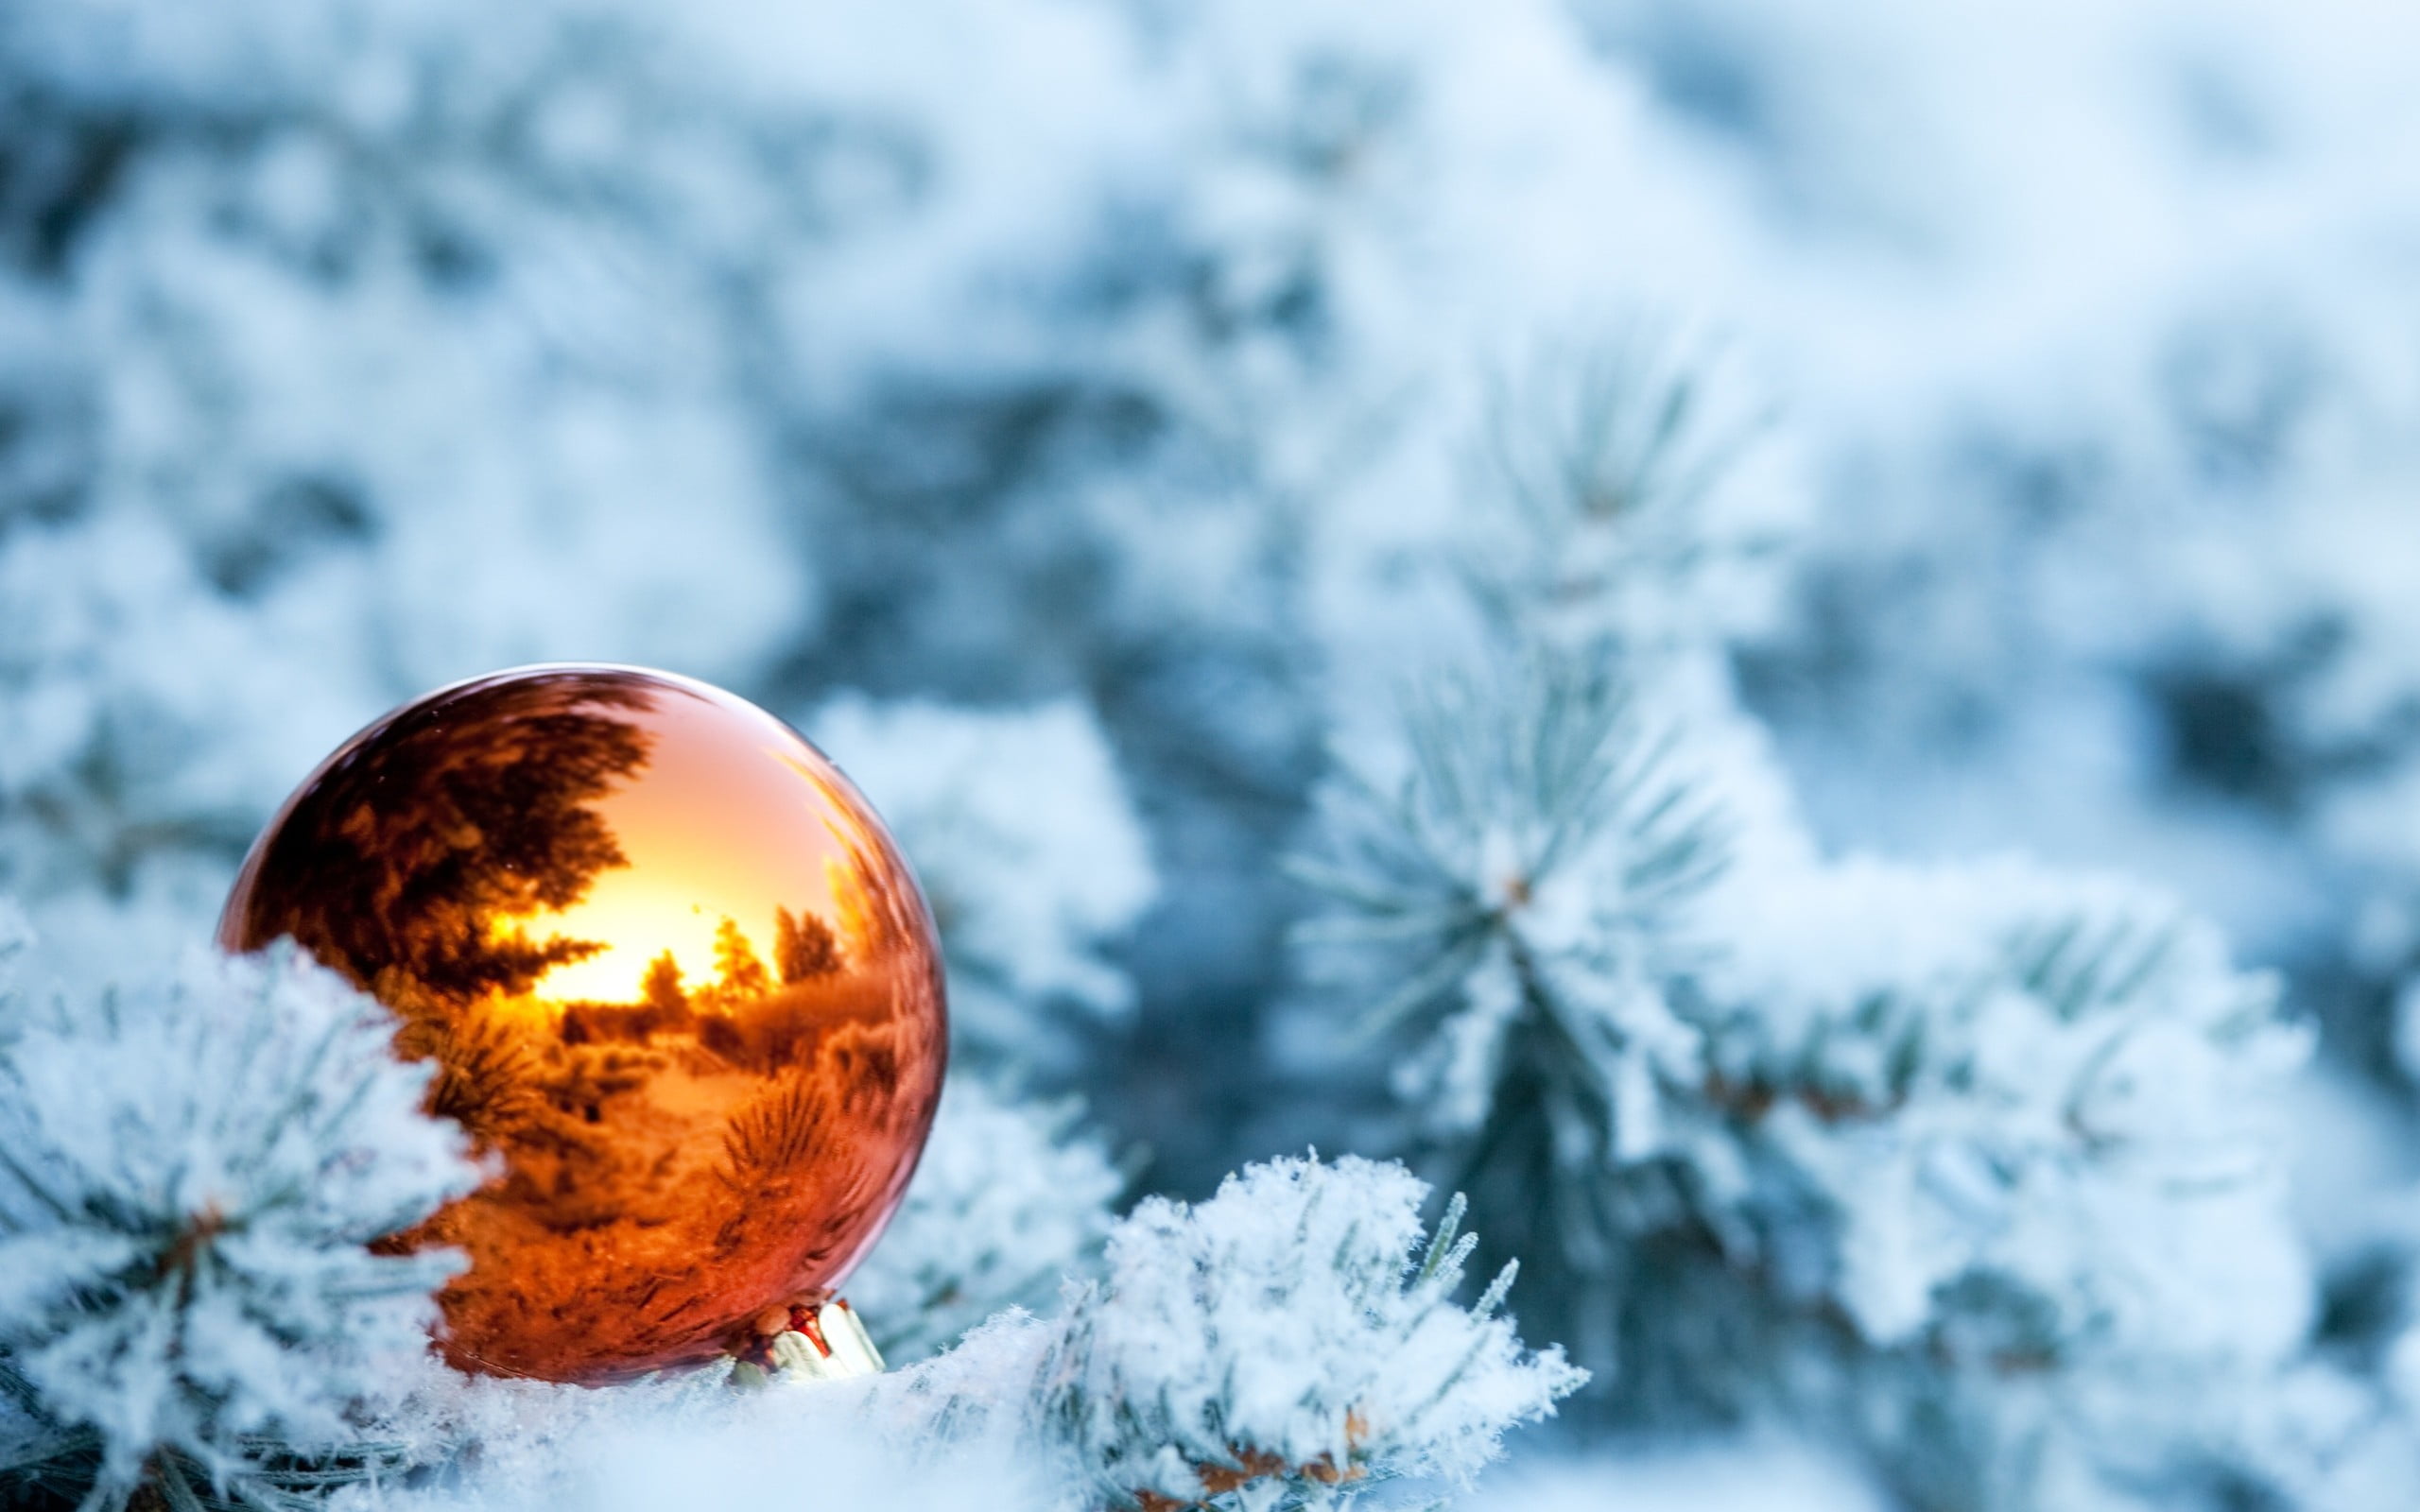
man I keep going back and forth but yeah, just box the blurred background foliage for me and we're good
[5,1,2420,1505]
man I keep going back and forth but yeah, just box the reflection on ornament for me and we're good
[218,665,947,1383]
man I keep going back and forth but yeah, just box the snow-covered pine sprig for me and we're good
[873,1153,1583,1510]
[1292,649,1723,1134]
[0,940,482,1511]
[1687,859,2315,1505]
[1293,582,2311,1507]
[1289,647,1724,1360]
[1462,322,1791,661]
[1701,861,2309,1363]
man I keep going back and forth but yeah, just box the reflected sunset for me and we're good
[514,713,868,1006]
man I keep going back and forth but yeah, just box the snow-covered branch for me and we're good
[0,942,479,1509]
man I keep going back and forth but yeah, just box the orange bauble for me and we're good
[218,665,946,1383]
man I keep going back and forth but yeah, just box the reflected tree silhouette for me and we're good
[641,949,688,1016]
[775,905,842,983]
[827,825,925,967]
[229,675,655,1003]
[420,1004,544,1144]
[707,916,772,1007]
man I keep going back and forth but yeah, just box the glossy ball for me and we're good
[219,665,947,1383]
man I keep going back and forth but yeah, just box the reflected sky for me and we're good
[518,684,871,1005]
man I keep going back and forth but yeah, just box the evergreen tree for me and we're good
[773,906,841,986]
[709,919,770,1005]
[640,950,688,1018]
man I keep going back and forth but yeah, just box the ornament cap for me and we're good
[736,1297,887,1384]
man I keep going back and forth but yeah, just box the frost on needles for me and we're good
[0,917,1582,1511]
[1294,642,2319,1504]
[873,1153,1585,1511]
[1273,306,2331,1507]
[0,944,481,1510]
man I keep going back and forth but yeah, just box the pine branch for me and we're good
[1291,644,1725,1299]
[0,940,480,1510]
[1463,322,1783,656]
[876,1154,1582,1510]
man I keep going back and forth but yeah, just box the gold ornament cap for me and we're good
[731,1297,888,1387]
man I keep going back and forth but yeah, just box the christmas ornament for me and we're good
[219,665,946,1383]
